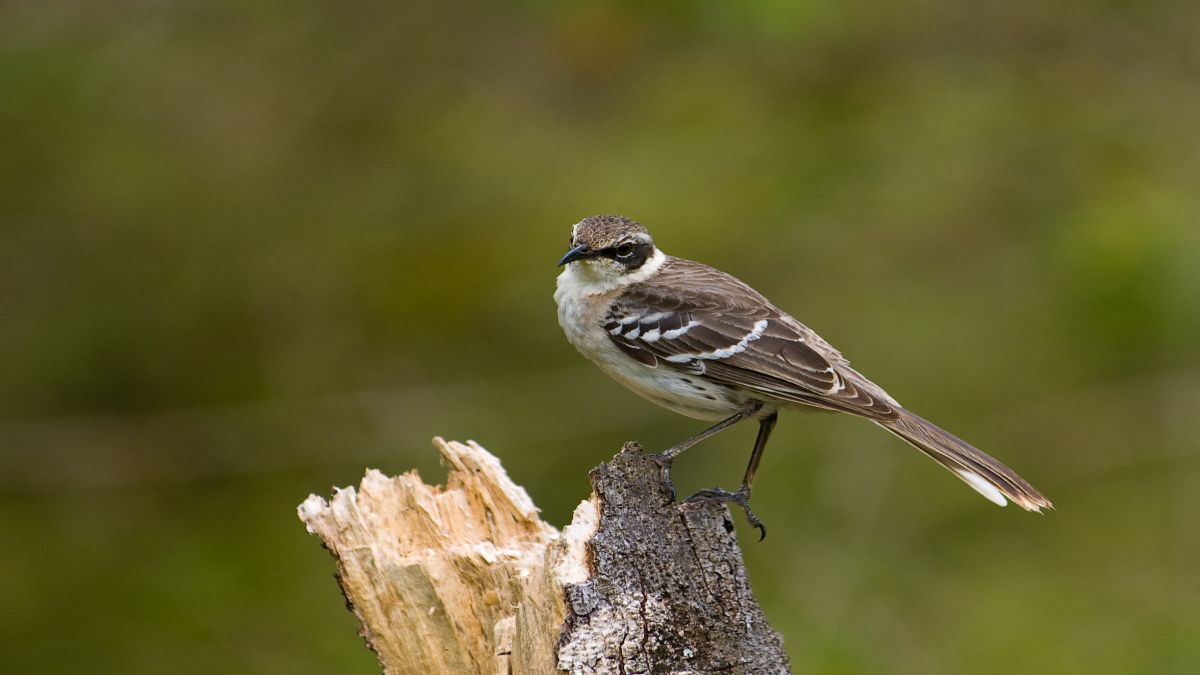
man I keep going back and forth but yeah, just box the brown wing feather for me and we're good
[606,257,898,420]
[605,256,1052,512]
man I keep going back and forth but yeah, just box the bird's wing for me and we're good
[604,257,899,420]
[604,256,1052,513]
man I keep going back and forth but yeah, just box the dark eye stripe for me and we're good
[599,241,653,269]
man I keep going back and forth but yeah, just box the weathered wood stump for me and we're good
[298,438,790,674]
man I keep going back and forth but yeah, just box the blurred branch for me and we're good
[297,438,790,674]
[0,366,624,491]
[8,366,1194,493]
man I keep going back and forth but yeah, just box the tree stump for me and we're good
[298,438,790,674]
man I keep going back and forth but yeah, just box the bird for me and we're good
[554,214,1051,539]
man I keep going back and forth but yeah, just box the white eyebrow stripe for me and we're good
[663,319,769,363]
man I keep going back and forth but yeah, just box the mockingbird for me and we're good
[554,214,1050,538]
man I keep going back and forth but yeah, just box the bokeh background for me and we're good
[3,1,1199,673]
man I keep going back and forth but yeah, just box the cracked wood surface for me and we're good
[560,442,789,674]
[298,438,789,674]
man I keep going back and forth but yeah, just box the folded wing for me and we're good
[605,257,1051,512]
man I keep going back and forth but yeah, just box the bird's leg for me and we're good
[739,410,776,499]
[649,402,762,504]
[685,411,777,541]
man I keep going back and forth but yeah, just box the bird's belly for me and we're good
[558,317,736,421]
[602,362,743,421]
[556,279,747,421]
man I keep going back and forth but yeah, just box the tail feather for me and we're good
[878,409,1052,512]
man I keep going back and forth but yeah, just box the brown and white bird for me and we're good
[554,214,1050,538]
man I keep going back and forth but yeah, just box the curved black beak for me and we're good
[557,244,592,266]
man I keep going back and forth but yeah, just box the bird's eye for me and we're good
[615,243,635,258]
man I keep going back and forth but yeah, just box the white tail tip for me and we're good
[955,469,1009,508]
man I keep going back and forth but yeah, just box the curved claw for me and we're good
[684,487,767,541]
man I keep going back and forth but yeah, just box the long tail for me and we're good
[877,409,1052,512]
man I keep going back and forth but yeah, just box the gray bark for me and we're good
[558,442,790,674]
[297,438,790,675]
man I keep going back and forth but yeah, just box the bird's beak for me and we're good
[557,244,592,267]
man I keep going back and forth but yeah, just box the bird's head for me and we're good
[557,215,658,283]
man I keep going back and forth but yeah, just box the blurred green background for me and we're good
[3,1,1198,673]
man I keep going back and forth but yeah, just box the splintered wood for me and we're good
[298,438,789,675]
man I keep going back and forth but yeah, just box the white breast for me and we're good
[554,257,746,421]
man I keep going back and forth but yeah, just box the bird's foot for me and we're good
[685,486,767,541]
[646,453,677,504]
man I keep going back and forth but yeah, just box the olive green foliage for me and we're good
[2,1,1198,673]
